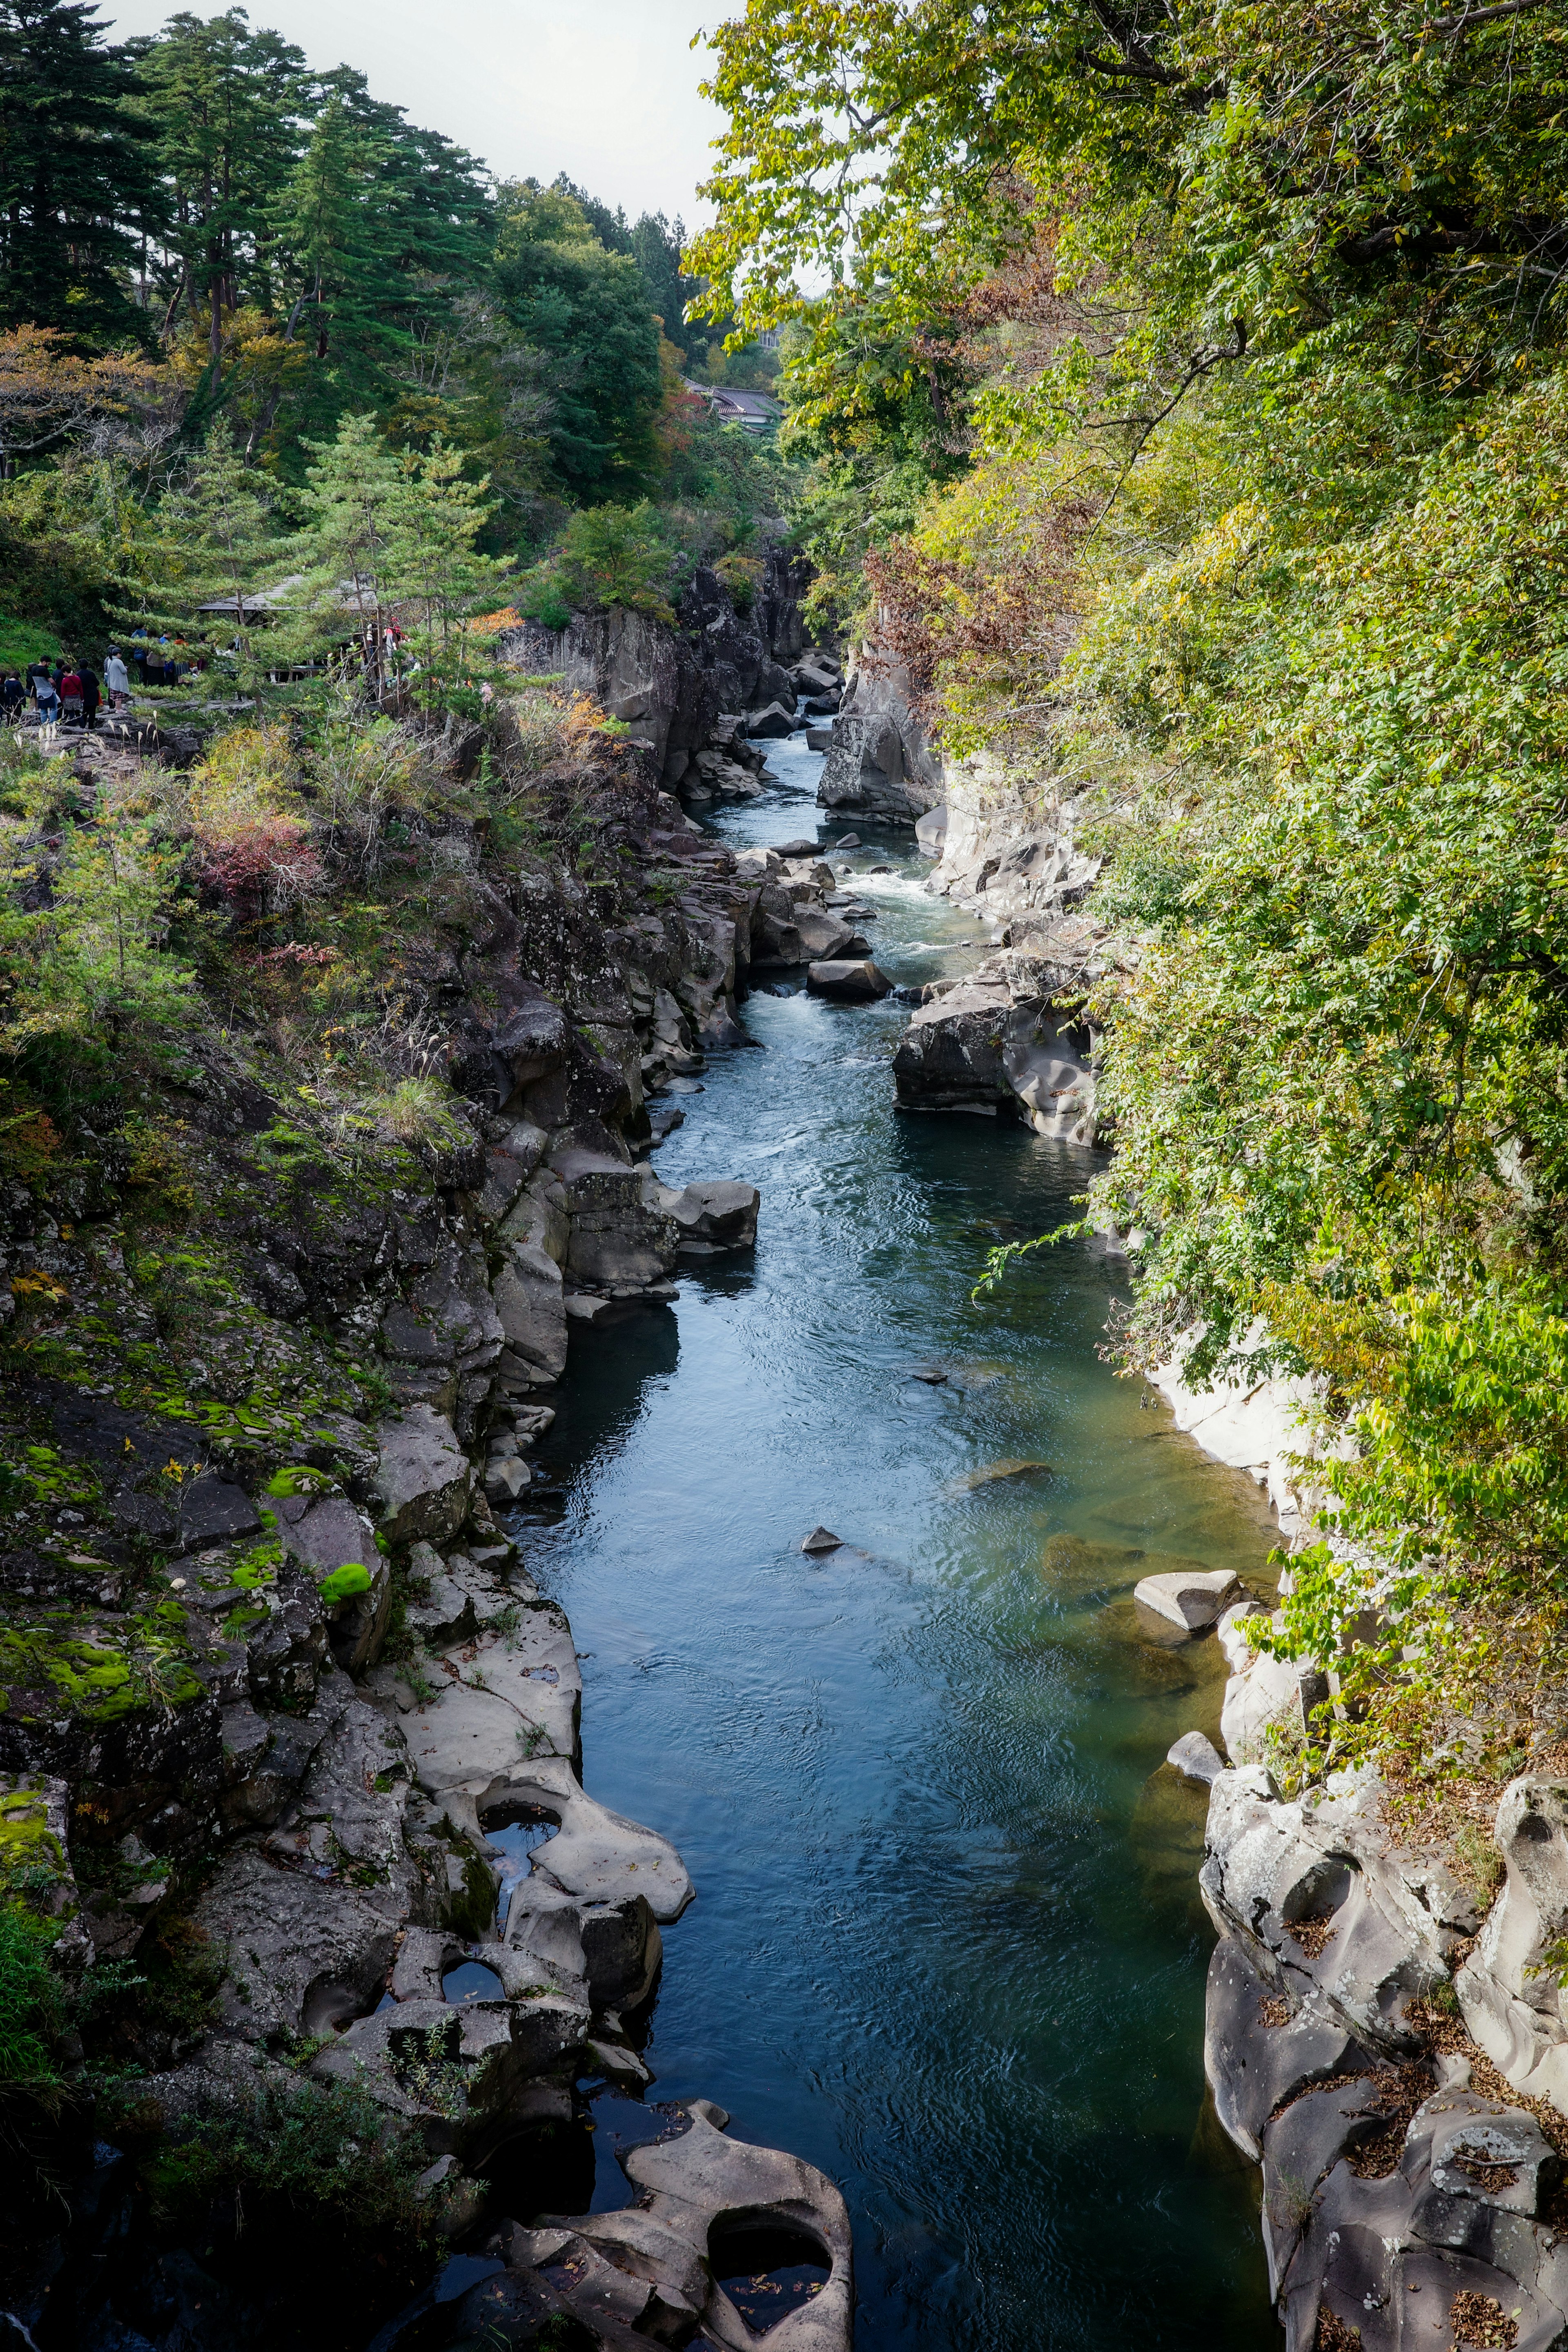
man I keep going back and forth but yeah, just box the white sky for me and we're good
[95,1,731,228]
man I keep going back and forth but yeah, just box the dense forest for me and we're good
[694,0,1568,1798]
[0,0,789,661]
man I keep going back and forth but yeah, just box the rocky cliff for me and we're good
[888,750,1118,1139]
[867,658,1566,2349]
[815,653,945,824]
[1154,1362,1568,2352]
[0,681,853,2351]
[501,539,813,793]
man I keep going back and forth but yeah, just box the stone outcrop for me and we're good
[817,655,943,824]
[893,958,1099,1140]
[501,542,809,788]
[1163,1363,1568,2352]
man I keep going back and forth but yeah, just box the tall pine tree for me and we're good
[0,0,155,339]
[131,9,309,361]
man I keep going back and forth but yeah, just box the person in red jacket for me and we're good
[58,664,84,726]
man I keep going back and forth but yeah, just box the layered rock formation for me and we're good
[1160,1372,1568,2352]
[0,688,843,2351]
[817,653,944,824]
[501,541,811,793]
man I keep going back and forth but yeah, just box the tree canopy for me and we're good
[693,0,1568,1792]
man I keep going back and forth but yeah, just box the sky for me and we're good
[96,0,731,228]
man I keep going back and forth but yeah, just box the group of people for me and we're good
[2,648,139,730]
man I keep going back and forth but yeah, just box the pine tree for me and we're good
[131,9,309,363]
[0,0,156,340]
[389,441,508,667]
[122,425,287,693]
[290,413,503,690]
[270,95,401,385]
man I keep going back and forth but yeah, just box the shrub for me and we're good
[520,500,678,627]
[0,1903,63,2097]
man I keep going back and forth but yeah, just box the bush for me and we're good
[519,500,678,627]
[0,1903,63,2097]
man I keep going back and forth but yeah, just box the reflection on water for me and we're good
[509,739,1276,2348]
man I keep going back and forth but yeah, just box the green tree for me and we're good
[270,93,401,382]
[628,210,704,363]
[0,0,156,340]
[493,181,663,505]
[121,423,285,691]
[3,815,193,1068]
[290,411,502,687]
[519,499,677,628]
[130,8,308,366]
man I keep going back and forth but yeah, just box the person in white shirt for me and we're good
[104,650,130,709]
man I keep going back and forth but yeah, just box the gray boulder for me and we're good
[807,959,890,1002]
[659,1178,760,1251]
[1134,1566,1240,1630]
[747,699,797,737]
[371,1406,471,1548]
[1167,1730,1227,1784]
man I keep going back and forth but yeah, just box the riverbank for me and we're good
[505,726,1280,2349]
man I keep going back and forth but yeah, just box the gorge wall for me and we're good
[862,665,1568,2352]
[0,655,856,2352]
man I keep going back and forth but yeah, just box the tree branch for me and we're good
[1427,0,1554,32]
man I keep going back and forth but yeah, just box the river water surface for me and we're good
[516,735,1277,2349]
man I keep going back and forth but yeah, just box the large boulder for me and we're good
[807,959,890,1002]
[401,1605,582,1785]
[662,1178,760,1251]
[746,698,798,738]
[1203,1766,1457,2058]
[490,989,568,1091]
[1134,1565,1240,1630]
[555,1148,679,1287]
[491,1240,568,1383]
[371,1406,471,1548]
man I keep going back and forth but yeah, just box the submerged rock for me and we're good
[1134,1566,1240,1630]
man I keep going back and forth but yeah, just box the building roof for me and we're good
[682,381,783,434]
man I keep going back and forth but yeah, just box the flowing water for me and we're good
[513,731,1278,2349]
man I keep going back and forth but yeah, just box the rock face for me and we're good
[1197,1764,1568,2351]
[501,543,809,786]
[372,1405,472,1547]
[817,657,943,824]
[1458,1777,1568,2110]
[0,657,858,2349]
[893,962,1099,1140]
[490,2106,853,2352]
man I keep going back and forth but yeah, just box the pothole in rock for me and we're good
[442,1959,505,2005]
[482,1803,560,1932]
[580,2089,693,2216]
[710,2218,831,2332]
[480,2116,595,2223]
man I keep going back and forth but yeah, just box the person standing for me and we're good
[143,639,165,689]
[79,662,100,729]
[33,662,59,723]
[59,662,83,726]
[1,672,23,724]
[104,648,129,710]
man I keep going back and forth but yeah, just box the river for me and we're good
[506,731,1278,2348]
